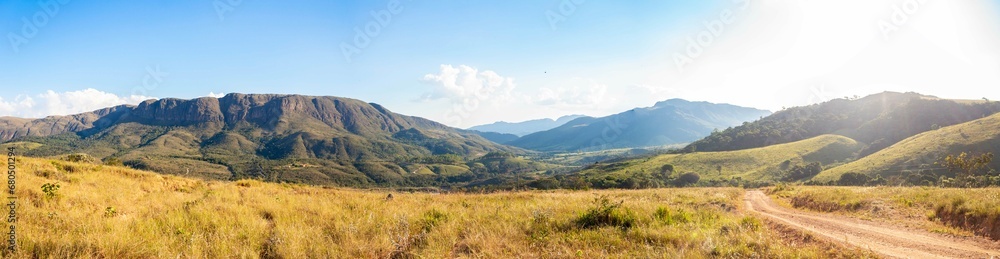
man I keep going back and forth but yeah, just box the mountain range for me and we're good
[467,115,586,136]
[506,99,771,152]
[5,91,997,189]
[0,94,523,186]
[554,92,1000,189]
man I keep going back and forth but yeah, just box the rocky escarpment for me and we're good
[0,93,470,141]
[0,105,131,141]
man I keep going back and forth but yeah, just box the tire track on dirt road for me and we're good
[745,190,1000,258]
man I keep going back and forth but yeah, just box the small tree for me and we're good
[658,164,675,182]
[676,172,701,186]
[942,152,994,186]
[837,172,870,186]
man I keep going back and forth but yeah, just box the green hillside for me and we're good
[816,112,1000,183]
[566,135,863,188]
[0,94,531,187]
[684,92,1000,156]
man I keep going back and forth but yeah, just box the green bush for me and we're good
[575,196,636,230]
[675,172,701,186]
[654,207,692,225]
[837,172,870,186]
[420,209,448,232]
[42,183,60,200]
[104,206,117,217]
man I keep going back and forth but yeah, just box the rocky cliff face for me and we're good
[0,93,518,186]
[0,105,131,141]
[0,93,463,142]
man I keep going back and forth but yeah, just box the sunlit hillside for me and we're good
[816,112,1000,182]
[571,135,863,186]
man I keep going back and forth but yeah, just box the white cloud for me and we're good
[206,92,226,98]
[535,78,613,109]
[0,88,152,118]
[420,64,516,103]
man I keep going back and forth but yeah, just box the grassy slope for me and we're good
[578,135,863,182]
[816,112,1000,182]
[5,157,870,258]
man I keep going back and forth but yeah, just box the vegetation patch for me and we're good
[934,197,1000,241]
[789,192,870,212]
[772,186,1000,242]
[574,196,637,230]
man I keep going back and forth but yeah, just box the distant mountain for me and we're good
[507,99,772,152]
[684,92,1000,155]
[467,115,585,136]
[0,93,527,187]
[468,130,520,144]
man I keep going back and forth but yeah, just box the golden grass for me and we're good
[4,157,871,258]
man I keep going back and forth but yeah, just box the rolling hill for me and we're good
[684,92,1000,156]
[564,134,864,188]
[508,99,771,152]
[815,112,1000,182]
[0,93,538,187]
[467,115,585,136]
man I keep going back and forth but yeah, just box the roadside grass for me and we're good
[769,186,1000,241]
[4,157,872,258]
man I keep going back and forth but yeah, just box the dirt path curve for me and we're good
[745,190,1000,258]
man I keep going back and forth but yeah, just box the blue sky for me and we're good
[2,0,1000,127]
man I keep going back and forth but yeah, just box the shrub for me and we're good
[676,172,701,186]
[103,157,124,166]
[837,172,870,186]
[41,183,60,200]
[64,153,95,163]
[653,206,691,226]
[739,216,762,231]
[527,209,553,241]
[420,209,448,232]
[575,196,637,230]
[104,207,117,217]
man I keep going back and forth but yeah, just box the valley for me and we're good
[7,1,1000,257]
[4,91,1000,258]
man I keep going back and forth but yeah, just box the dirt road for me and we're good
[745,190,1000,258]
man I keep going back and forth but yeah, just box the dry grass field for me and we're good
[3,157,874,258]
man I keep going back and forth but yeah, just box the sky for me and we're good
[2,0,1000,128]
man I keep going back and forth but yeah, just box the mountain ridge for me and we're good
[0,93,528,187]
[467,114,586,136]
[507,99,771,152]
